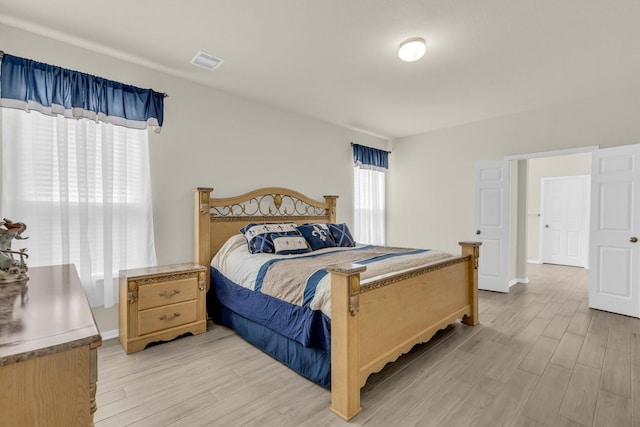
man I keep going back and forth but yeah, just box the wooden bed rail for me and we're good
[327,241,481,421]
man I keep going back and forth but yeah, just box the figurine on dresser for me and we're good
[0,218,29,283]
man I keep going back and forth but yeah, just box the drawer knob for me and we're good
[158,312,182,321]
[159,289,181,297]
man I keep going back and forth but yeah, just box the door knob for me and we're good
[631,237,638,243]
[476,230,481,235]
[545,224,550,228]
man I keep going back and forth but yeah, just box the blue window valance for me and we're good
[352,143,389,172]
[0,53,164,132]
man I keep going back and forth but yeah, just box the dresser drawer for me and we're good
[137,300,198,335]
[137,277,198,310]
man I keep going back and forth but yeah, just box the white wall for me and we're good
[387,86,640,255]
[0,25,387,266]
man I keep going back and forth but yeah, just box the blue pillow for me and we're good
[273,235,311,255]
[298,224,336,250]
[328,223,356,247]
[240,222,299,254]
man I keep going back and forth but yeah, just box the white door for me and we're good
[589,144,640,318]
[541,176,590,267]
[474,161,510,292]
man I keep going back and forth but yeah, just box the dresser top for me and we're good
[119,262,207,280]
[0,264,102,366]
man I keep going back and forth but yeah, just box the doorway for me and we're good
[492,147,598,287]
[474,149,593,292]
[521,151,593,275]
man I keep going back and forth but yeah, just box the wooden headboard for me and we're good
[193,187,338,268]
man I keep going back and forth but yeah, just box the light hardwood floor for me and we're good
[95,264,640,426]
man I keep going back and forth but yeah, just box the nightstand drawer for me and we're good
[137,300,198,335]
[137,277,198,310]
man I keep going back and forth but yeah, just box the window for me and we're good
[1,108,157,307]
[352,144,388,245]
[354,166,386,245]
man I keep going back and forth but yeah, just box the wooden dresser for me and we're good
[0,264,102,427]
[119,263,207,354]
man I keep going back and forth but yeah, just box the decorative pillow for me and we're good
[327,223,356,247]
[273,235,311,255]
[298,224,336,250]
[240,222,299,254]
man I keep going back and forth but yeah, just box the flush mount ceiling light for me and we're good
[191,50,224,71]
[398,37,426,62]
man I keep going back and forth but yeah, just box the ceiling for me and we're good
[1,1,640,140]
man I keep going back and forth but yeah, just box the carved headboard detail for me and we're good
[194,187,338,269]
[209,190,333,222]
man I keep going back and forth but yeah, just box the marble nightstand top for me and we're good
[119,262,207,280]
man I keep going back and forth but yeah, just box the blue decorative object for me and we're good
[240,223,300,254]
[352,143,388,171]
[273,235,310,255]
[327,223,356,247]
[0,53,164,132]
[298,224,336,250]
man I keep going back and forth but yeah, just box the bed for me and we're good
[194,187,480,421]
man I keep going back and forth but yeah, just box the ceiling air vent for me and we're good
[190,51,224,71]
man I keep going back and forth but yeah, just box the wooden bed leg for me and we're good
[459,241,481,326]
[327,263,367,421]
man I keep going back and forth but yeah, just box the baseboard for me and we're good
[100,329,119,341]
[509,277,529,287]
[527,259,542,264]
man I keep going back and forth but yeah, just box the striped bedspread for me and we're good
[211,234,453,318]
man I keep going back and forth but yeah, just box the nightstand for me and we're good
[119,263,208,354]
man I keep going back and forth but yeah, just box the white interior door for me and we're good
[474,161,510,292]
[541,176,590,267]
[589,144,640,318]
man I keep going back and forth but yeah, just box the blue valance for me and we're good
[352,143,389,172]
[0,53,164,132]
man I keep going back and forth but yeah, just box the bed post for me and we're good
[194,188,213,271]
[327,262,366,421]
[458,241,481,326]
[324,195,338,223]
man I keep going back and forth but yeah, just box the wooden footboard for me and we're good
[327,241,480,421]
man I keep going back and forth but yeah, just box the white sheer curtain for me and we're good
[353,166,386,245]
[1,108,157,307]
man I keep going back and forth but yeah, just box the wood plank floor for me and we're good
[95,264,640,426]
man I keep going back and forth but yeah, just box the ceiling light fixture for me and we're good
[398,37,426,62]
